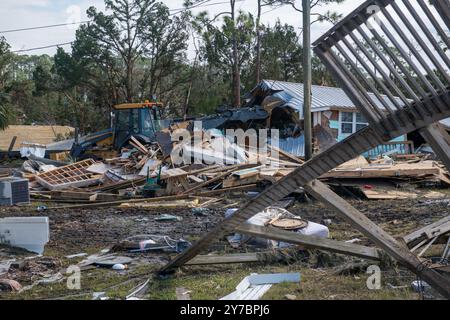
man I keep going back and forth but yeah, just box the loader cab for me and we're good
[112,101,164,149]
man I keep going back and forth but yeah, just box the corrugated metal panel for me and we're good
[260,80,405,118]
[270,135,305,158]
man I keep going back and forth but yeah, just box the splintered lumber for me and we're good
[160,165,221,180]
[197,184,258,197]
[403,216,450,249]
[236,224,381,261]
[305,180,450,299]
[90,177,146,192]
[181,164,257,195]
[321,161,441,179]
[130,136,150,154]
[223,174,260,188]
[35,159,103,191]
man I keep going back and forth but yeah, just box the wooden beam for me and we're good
[196,184,258,197]
[49,191,123,202]
[6,136,17,159]
[269,145,305,164]
[181,164,256,195]
[187,253,261,266]
[403,215,450,248]
[235,224,382,261]
[305,180,450,299]
[48,194,192,210]
[420,123,450,172]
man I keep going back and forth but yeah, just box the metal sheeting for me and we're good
[273,135,306,158]
[259,80,403,118]
[440,118,450,130]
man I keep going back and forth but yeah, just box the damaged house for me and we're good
[246,80,438,158]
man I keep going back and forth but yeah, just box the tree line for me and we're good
[0,0,341,133]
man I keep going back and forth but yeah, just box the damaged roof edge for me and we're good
[250,80,407,119]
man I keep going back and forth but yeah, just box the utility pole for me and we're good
[303,0,313,161]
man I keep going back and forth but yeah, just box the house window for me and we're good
[355,113,368,131]
[339,112,368,136]
[341,112,354,134]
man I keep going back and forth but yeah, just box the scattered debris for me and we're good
[0,279,22,292]
[93,256,133,269]
[176,287,192,301]
[221,273,300,300]
[126,279,150,300]
[65,253,88,259]
[227,207,329,249]
[92,292,110,300]
[155,214,183,222]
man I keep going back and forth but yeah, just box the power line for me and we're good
[11,0,245,54]
[3,0,238,35]
[12,42,73,53]
[0,21,90,34]
[170,0,245,16]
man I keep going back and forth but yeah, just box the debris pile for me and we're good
[6,132,448,208]
[18,132,309,205]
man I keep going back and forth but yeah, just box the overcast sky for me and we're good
[0,0,365,57]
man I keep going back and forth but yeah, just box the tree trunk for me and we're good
[256,0,262,85]
[126,59,133,103]
[184,53,199,120]
[231,0,241,108]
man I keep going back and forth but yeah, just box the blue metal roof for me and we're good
[259,80,405,118]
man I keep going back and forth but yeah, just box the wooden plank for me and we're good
[305,180,450,299]
[403,216,450,248]
[196,184,258,197]
[223,176,259,189]
[49,191,122,202]
[269,145,305,164]
[420,123,450,172]
[187,253,261,265]
[89,177,146,192]
[48,194,192,210]
[321,163,440,179]
[6,136,17,158]
[181,164,256,195]
[235,224,381,261]
[130,136,149,154]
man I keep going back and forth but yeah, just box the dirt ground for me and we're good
[0,188,449,300]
